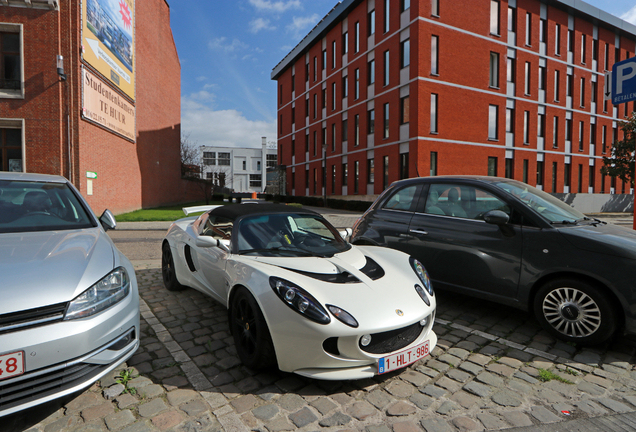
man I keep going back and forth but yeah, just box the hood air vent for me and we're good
[360,256,385,280]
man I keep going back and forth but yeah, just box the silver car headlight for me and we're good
[410,257,434,297]
[65,267,130,320]
[269,277,330,324]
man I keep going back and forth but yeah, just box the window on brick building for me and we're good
[537,112,545,140]
[554,70,560,101]
[567,29,574,54]
[342,75,348,97]
[539,18,546,43]
[430,152,438,176]
[343,32,348,54]
[355,22,360,53]
[368,10,376,35]
[354,114,360,146]
[0,127,22,172]
[591,81,597,104]
[524,61,530,95]
[305,133,309,152]
[0,31,20,92]
[305,169,309,190]
[537,161,544,187]
[331,165,336,194]
[383,50,390,86]
[578,164,583,193]
[313,94,317,118]
[400,96,410,124]
[490,0,500,35]
[322,50,326,71]
[593,39,599,62]
[367,158,374,184]
[505,159,514,179]
[384,0,390,33]
[399,153,409,179]
[430,94,438,133]
[506,108,514,133]
[566,73,573,97]
[321,88,326,109]
[305,63,309,82]
[555,24,561,55]
[368,109,375,134]
[507,6,515,32]
[313,169,317,194]
[507,57,515,83]
[604,43,609,71]
[538,65,546,90]
[342,162,348,187]
[354,68,360,99]
[523,159,528,183]
[305,98,309,118]
[581,34,586,64]
[331,123,336,152]
[552,162,558,192]
[354,160,360,194]
[553,116,559,148]
[578,121,584,151]
[564,163,571,189]
[342,118,348,141]
[383,156,389,189]
[401,39,410,68]
[313,130,317,155]
[523,111,530,143]
[313,56,317,81]
[525,12,531,46]
[432,0,439,16]
[431,36,439,75]
[332,82,336,110]
[488,105,499,140]
[565,118,572,141]
[589,166,595,191]
[488,157,498,176]
[291,74,295,93]
[332,41,336,69]
[602,125,607,153]
[401,0,410,11]
[580,77,585,107]
[368,59,375,84]
[489,52,499,88]
[383,103,390,138]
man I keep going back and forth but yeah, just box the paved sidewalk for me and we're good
[9,264,635,432]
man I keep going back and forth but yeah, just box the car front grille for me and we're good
[0,303,68,335]
[359,322,423,354]
[0,361,109,413]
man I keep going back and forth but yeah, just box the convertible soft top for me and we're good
[210,203,320,220]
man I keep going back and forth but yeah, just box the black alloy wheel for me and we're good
[534,278,617,345]
[162,242,186,291]
[230,287,276,370]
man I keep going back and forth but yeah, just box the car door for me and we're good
[406,182,524,302]
[360,183,422,249]
[196,215,232,301]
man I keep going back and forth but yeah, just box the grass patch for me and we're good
[538,368,574,384]
[116,368,138,395]
[115,200,227,222]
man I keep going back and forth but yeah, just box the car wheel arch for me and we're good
[528,272,625,329]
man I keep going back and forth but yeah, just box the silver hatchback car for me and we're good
[0,173,140,417]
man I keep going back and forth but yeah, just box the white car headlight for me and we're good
[65,267,130,320]
[410,257,434,297]
[269,277,330,324]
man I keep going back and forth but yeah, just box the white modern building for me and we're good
[200,138,278,193]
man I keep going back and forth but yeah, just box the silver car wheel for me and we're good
[542,287,601,338]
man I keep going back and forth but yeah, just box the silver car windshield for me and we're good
[494,180,586,223]
[0,180,95,233]
[237,213,350,257]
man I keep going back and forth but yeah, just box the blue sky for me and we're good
[168,0,636,150]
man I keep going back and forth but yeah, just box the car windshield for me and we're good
[0,180,95,233]
[237,213,350,257]
[494,180,586,223]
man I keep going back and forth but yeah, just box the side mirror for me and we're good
[483,210,510,226]
[339,228,353,242]
[195,236,218,248]
[218,239,231,252]
[99,209,116,231]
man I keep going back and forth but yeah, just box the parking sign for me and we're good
[612,57,636,105]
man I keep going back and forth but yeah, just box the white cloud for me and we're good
[208,37,248,52]
[203,83,216,90]
[249,0,301,13]
[249,17,276,33]
[286,14,320,40]
[196,76,207,82]
[181,97,276,149]
[621,5,636,25]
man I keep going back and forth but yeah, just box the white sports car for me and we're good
[162,204,437,380]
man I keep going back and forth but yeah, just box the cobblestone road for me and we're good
[7,262,636,432]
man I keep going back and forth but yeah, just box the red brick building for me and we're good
[0,0,196,214]
[272,0,636,200]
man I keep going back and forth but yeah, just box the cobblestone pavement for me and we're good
[7,262,636,432]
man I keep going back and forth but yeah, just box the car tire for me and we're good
[533,278,616,345]
[230,287,276,370]
[162,242,186,291]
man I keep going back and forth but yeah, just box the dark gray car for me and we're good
[350,175,636,346]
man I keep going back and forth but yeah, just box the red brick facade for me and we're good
[0,0,199,215]
[273,0,636,199]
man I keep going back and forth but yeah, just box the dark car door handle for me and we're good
[409,229,428,235]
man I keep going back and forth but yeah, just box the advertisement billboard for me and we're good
[82,0,135,100]
[82,68,136,141]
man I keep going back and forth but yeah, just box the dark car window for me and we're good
[0,180,94,233]
[382,185,419,212]
[201,216,233,240]
[422,183,512,221]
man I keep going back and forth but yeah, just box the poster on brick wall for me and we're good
[82,68,136,141]
[82,0,135,100]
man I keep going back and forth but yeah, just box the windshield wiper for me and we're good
[239,246,325,257]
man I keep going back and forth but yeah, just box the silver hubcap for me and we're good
[542,287,601,338]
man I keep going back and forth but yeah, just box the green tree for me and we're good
[601,112,636,187]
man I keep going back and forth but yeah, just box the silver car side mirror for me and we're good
[99,209,117,231]
[217,239,231,252]
[195,236,218,248]
[339,228,353,242]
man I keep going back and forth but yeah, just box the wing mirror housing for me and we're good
[99,209,117,231]
[195,236,218,248]
[339,228,353,241]
[483,210,509,225]
[218,239,231,252]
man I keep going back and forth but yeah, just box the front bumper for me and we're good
[0,291,139,417]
